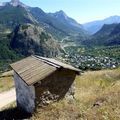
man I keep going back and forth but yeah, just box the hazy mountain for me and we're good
[48,10,83,29]
[30,8,88,41]
[94,24,118,37]
[82,23,120,46]
[83,16,120,34]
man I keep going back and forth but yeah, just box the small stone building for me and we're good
[10,55,80,113]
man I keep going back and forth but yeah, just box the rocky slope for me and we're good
[10,24,62,57]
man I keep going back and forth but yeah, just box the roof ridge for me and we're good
[32,55,61,68]
[33,55,80,73]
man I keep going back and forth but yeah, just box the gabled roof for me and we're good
[10,55,80,85]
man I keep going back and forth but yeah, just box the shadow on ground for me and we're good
[0,107,32,120]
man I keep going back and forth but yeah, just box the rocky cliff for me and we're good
[10,24,63,57]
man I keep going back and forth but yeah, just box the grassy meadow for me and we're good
[0,68,120,120]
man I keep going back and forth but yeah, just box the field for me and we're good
[0,68,120,120]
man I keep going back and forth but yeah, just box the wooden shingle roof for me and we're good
[10,55,80,85]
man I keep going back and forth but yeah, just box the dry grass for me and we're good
[1,68,120,120]
[32,68,120,120]
[75,68,120,120]
[0,71,14,93]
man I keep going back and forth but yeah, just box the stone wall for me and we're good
[34,69,76,106]
[14,72,35,113]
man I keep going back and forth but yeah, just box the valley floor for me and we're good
[0,68,120,120]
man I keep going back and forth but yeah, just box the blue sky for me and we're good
[0,0,120,23]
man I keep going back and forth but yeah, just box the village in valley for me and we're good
[63,54,118,70]
[61,46,120,70]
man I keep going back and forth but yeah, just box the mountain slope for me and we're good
[0,0,63,58]
[29,7,68,40]
[48,10,83,30]
[10,24,62,57]
[30,8,88,41]
[0,0,64,71]
[0,4,35,29]
[82,23,120,46]
[83,16,120,34]
[0,0,88,43]
[94,24,118,37]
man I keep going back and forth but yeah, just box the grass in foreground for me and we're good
[32,68,120,120]
[1,68,120,120]
[75,68,120,120]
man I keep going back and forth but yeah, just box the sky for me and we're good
[0,0,120,24]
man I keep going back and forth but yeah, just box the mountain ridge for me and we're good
[82,23,120,46]
[48,10,83,29]
[0,0,87,42]
[0,0,28,8]
[30,8,87,41]
[83,15,120,34]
